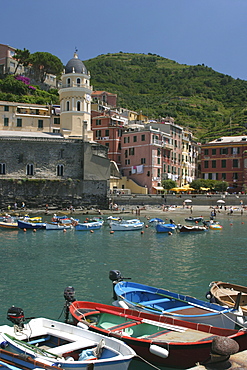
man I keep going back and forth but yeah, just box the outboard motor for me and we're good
[7,306,25,328]
[64,286,76,323]
[109,270,131,301]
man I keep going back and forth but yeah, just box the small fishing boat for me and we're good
[106,216,122,224]
[110,219,144,231]
[184,216,203,222]
[45,222,73,230]
[17,220,46,229]
[149,217,164,225]
[68,300,247,368]
[155,223,177,233]
[0,308,135,370]
[109,271,243,329]
[0,216,18,229]
[208,281,247,316]
[178,224,207,232]
[75,220,104,231]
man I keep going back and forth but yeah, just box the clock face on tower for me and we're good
[85,94,91,102]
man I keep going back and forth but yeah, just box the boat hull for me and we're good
[114,280,240,329]
[75,221,103,231]
[209,281,247,314]
[18,220,46,229]
[156,223,176,233]
[46,223,73,230]
[0,317,135,370]
[111,219,144,231]
[178,225,207,232]
[69,300,247,368]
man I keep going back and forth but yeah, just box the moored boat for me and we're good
[184,216,204,222]
[45,222,73,230]
[208,281,247,316]
[0,216,18,229]
[68,299,247,368]
[17,220,46,229]
[109,271,244,329]
[75,220,104,231]
[110,219,144,231]
[155,222,177,233]
[209,222,223,230]
[0,308,135,370]
[178,224,208,232]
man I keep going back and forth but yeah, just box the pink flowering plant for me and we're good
[15,75,36,91]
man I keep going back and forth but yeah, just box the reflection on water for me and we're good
[0,215,246,369]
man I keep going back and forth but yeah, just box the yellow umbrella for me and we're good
[200,187,210,191]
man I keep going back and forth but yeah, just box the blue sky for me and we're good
[2,0,247,80]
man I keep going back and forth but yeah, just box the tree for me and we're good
[30,52,63,83]
[13,48,31,74]
[162,179,177,192]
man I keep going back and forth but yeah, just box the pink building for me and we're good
[121,126,175,194]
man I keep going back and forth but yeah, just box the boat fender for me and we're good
[149,344,169,358]
[118,300,129,309]
[205,291,212,300]
[77,321,90,330]
[0,341,8,349]
[234,307,247,327]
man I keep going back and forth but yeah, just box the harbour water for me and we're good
[0,212,246,369]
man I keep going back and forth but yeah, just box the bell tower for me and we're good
[59,51,93,141]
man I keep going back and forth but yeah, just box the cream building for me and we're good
[59,52,93,141]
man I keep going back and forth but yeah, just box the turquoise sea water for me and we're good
[0,213,246,369]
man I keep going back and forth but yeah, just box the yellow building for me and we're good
[59,52,93,141]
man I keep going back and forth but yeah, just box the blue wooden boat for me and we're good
[155,223,176,233]
[110,272,243,329]
[17,220,46,229]
[75,221,104,231]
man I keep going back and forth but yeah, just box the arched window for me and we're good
[67,78,71,87]
[77,101,81,111]
[26,164,34,176]
[57,164,64,176]
[66,101,70,111]
[76,78,81,86]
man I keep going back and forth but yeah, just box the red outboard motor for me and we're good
[7,306,25,328]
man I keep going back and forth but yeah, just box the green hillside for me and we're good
[85,52,247,143]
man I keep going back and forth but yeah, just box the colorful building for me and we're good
[201,136,247,192]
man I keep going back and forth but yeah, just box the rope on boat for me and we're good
[211,282,236,304]
[135,355,162,370]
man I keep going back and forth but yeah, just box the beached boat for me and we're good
[110,273,243,329]
[17,220,46,229]
[110,219,144,231]
[155,223,177,233]
[0,311,135,370]
[208,281,247,317]
[68,300,247,368]
[184,216,204,222]
[75,220,104,231]
[178,224,208,232]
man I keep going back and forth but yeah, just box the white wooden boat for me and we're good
[75,220,103,231]
[110,219,144,231]
[0,316,135,370]
[45,222,73,230]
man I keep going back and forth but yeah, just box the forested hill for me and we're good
[84,52,247,143]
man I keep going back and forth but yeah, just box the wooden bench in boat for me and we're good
[145,328,217,342]
[139,298,170,307]
[49,339,96,356]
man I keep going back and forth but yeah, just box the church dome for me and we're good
[65,52,87,74]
